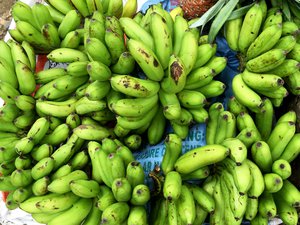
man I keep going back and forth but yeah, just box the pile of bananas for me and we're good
[149,102,300,225]
[0,0,299,224]
[7,0,228,145]
[224,0,300,112]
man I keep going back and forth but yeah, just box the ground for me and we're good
[0,0,15,39]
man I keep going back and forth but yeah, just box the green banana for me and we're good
[47,48,89,63]
[246,23,282,60]
[251,141,273,173]
[111,94,158,117]
[130,184,150,206]
[31,157,55,180]
[58,9,82,39]
[158,89,182,120]
[47,170,88,194]
[224,17,242,51]
[160,55,187,94]
[280,133,300,163]
[110,75,160,98]
[32,176,50,196]
[126,161,145,188]
[267,121,296,161]
[85,37,112,66]
[246,49,287,73]
[70,179,101,198]
[263,173,283,193]
[174,144,229,174]
[232,74,263,113]
[246,159,265,199]
[176,184,196,225]
[126,38,164,81]
[238,3,264,53]
[47,198,92,225]
[100,202,130,225]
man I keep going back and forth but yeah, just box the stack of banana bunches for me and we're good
[0,0,299,224]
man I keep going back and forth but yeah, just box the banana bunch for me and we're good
[44,0,137,19]
[106,4,227,144]
[224,0,300,112]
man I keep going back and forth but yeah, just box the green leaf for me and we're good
[282,0,292,21]
[189,0,226,33]
[208,0,240,43]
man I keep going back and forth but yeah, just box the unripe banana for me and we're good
[262,9,282,30]
[214,110,236,145]
[221,137,247,165]
[124,161,144,188]
[255,97,273,141]
[285,71,300,95]
[110,75,160,98]
[273,35,297,53]
[47,48,89,63]
[111,51,135,74]
[47,170,88,194]
[0,80,21,104]
[12,185,33,204]
[258,191,277,219]
[97,185,117,211]
[160,55,187,94]
[267,59,300,78]
[0,159,16,176]
[31,157,55,180]
[0,57,18,89]
[267,121,296,161]
[190,184,215,213]
[177,90,207,109]
[70,179,100,198]
[232,74,264,113]
[31,144,53,162]
[246,49,287,73]
[81,198,102,225]
[264,173,283,193]
[150,12,172,70]
[274,194,299,225]
[251,141,273,173]
[246,159,265,198]
[280,133,300,162]
[124,134,143,151]
[206,102,224,144]
[127,39,164,81]
[60,30,81,49]
[163,171,182,201]
[15,136,35,155]
[175,145,229,174]
[130,184,150,206]
[58,9,82,39]
[10,169,33,188]
[50,163,72,180]
[241,70,284,92]
[32,2,55,30]
[100,202,130,225]
[225,17,242,51]
[158,89,181,120]
[246,23,282,60]
[245,197,259,221]
[41,23,61,49]
[238,3,263,53]
[127,206,147,225]
[178,29,198,74]
[14,95,35,111]
[40,123,70,146]
[0,103,21,122]
[32,176,50,196]
[111,94,158,117]
[275,179,300,207]
[177,184,196,225]
[47,198,92,225]
[184,66,215,90]
[271,159,292,180]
